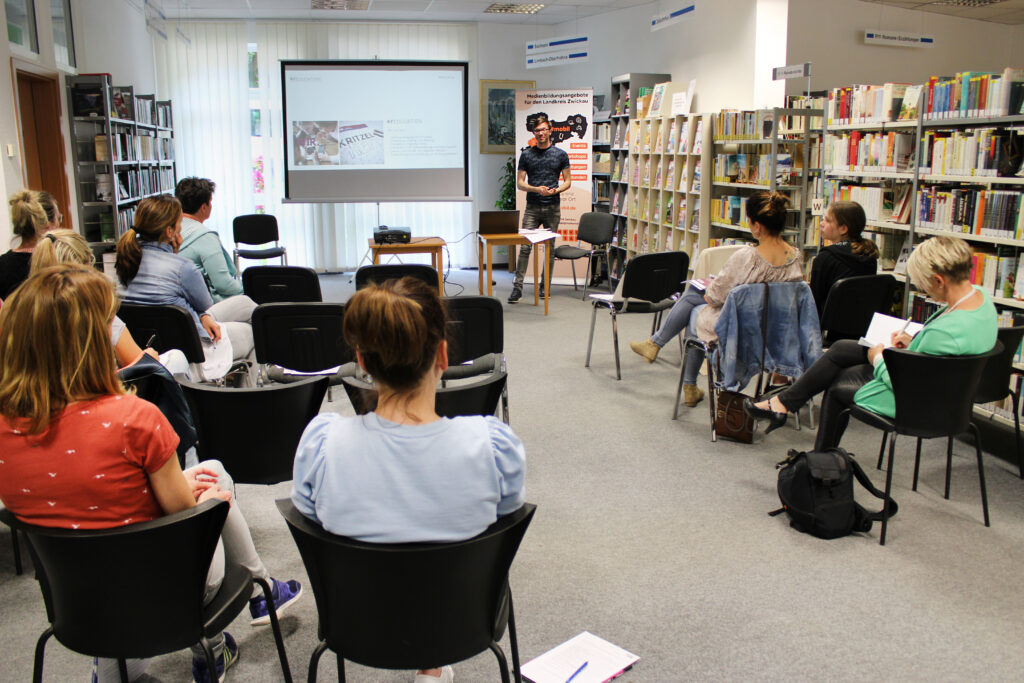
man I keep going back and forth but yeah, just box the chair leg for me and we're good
[11,528,22,575]
[198,637,218,683]
[912,437,923,492]
[581,254,593,301]
[705,352,717,442]
[488,642,512,683]
[117,659,130,683]
[944,436,954,500]
[584,306,598,368]
[876,432,888,470]
[880,434,898,546]
[507,591,522,683]
[673,347,687,420]
[970,424,991,527]
[569,259,578,291]
[337,652,346,683]
[604,250,613,295]
[307,641,329,683]
[32,627,53,683]
[501,385,510,425]
[1012,391,1023,479]
[611,310,621,380]
[254,577,293,683]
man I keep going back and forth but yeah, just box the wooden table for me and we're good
[478,232,555,315]
[368,237,445,292]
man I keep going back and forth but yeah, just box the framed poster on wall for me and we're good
[480,79,535,154]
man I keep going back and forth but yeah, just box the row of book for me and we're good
[611,157,629,183]
[917,128,1023,178]
[713,109,778,141]
[593,178,610,204]
[921,69,1024,121]
[94,133,173,163]
[822,180,913,224]
[826,83,914,126]
[823,130,914,173]
[916,187,1024,239]
[634,118,703,155]
[713,153,796,186]
[710,195,749,227]
[594,122,612,145]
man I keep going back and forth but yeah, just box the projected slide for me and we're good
[282,61,468,202]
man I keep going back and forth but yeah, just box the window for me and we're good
[50,0,75,66]
[6,0,38,53]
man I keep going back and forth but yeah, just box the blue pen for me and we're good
[565,661,588,683]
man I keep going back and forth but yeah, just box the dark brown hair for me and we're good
[115,195,182,286]
[827,200,879,258]
[343,277,448,393]
[175,177,216,215]
[745,190,790,236]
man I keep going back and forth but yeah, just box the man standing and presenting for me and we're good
[508,116,572,304]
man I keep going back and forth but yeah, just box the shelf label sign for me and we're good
[864,30,934,48]
[773,63,811,80]
[651,4,695,31]
[525,34,589,69]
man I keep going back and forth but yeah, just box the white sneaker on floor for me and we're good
[413,665,454,683]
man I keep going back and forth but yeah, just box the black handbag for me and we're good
[713,283,770,443]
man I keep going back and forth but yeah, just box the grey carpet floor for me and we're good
[3,267,1024,682]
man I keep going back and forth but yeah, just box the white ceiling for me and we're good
[153,0,1024,25]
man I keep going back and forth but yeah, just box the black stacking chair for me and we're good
[341,371,507,420]
[277,499,535,683]
[973,325,1024,478]
[242,265,322,304]
[178,376,328,485]
[0,500,292,683]
[233,214,287,271]
[553,212,616,299]
[117,303,207,379]
[118,355,197,468]
[1,511,23,575]
[839,344,1000,545]
[584,250,689,380]
[355,264,439,292]
[818,274,898,346]
[445,295,509,422]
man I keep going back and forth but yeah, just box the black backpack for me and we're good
[770,447,898,539]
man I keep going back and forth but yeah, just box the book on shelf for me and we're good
[649,82,668,117]
[653,126,665,154]
[898,85,922,120]
[692,120,703,154]
[95,173,113,202]
[94,135,109,161]
[667,120,679,153]
[110,87,134,120]
[665,159,675,190]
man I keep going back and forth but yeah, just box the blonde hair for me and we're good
[0,264,124,434]
[907,235,972,287]
[115,195,182,286]
[8,190,48,244]
[30,229,93,273]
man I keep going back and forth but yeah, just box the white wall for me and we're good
[786,0,1024,95]
[76,0,157,94]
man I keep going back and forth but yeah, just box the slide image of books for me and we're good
[292,121,341,166]
[336,122,385,165]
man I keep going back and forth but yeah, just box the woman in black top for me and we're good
[0,190,60,300]
[809,200,879,318]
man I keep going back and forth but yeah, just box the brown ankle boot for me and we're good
[629,338,660,363]
[682,384,704,407]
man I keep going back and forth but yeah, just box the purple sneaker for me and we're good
[191,631,238,683]
[249,578,303,626]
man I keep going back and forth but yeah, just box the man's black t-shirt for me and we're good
[518,144,571,206]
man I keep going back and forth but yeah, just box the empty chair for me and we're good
[277,498,535,683]
[553,211,616,299]
[818,274,898,346]
[251,302,356,393]
[840,344,999,545]
[242,265,322,304]
[584,250,689,380]
[0,500,292,683]
[973,325,1024,479]
[233,213,287,271]
[342,371,508,420]
[355,263,440,292]
[445,295,509,422]
[178,375,328,485]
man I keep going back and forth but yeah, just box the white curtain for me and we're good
[155,21,477,271]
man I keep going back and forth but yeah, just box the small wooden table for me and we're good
[478,232,555,316]
[368,237,445,292]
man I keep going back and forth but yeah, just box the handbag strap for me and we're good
[756,283,770,396]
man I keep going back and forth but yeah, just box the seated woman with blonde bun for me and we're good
[30,229,188,375]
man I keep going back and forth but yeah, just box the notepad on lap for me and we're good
[521,631,639,683]
[858,312,924,348]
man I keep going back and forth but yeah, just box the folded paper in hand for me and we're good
[858,312,924,348]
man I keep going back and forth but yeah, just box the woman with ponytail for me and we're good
[292,277,526,683]
[0,190,50,299]
[630,191,803,408]
[115,195,255,373]
[809,200,879,317]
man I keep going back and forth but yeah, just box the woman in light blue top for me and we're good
[292,276,525,683]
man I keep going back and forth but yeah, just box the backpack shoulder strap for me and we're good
[847,452,899,521]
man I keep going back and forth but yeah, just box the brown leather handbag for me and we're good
[713,283,769,443]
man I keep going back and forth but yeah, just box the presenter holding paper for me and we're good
[508,115,571,304]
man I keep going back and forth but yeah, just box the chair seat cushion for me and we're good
[847,404,895,432]
[554,246,588,260]
[237,247,286,259]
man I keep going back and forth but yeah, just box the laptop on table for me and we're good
[478,210,521,235]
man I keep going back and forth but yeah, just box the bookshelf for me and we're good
[66,74,177,247]
[592,113,612,213]
[608,72,670,249]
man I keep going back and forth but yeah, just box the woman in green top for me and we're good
[744,235,997,450]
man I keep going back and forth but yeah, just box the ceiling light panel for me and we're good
[484,3,545,14]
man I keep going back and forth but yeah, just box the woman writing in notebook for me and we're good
[744,235,997,448]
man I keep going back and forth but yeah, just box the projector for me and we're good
[373,226,411,244]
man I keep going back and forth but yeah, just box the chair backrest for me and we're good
[818,274,898,344]
[118,356,197,467]
[0,500,227,659]
[355,264,439,292]
[276,498,535,669]
[976,326,1024,404]
[178,376,328,484]
[619,251,689,303]
[576,212,616,246]
[885,342,1001,439]
[117,303,205,363]
[242,265,322,304]
[252,302,352,371]
[691,244,745,280]
[341,371,507,419]
[233,214,280,246]
[445,295,503,364]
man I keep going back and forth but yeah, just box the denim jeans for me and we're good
[513,203,559,289]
